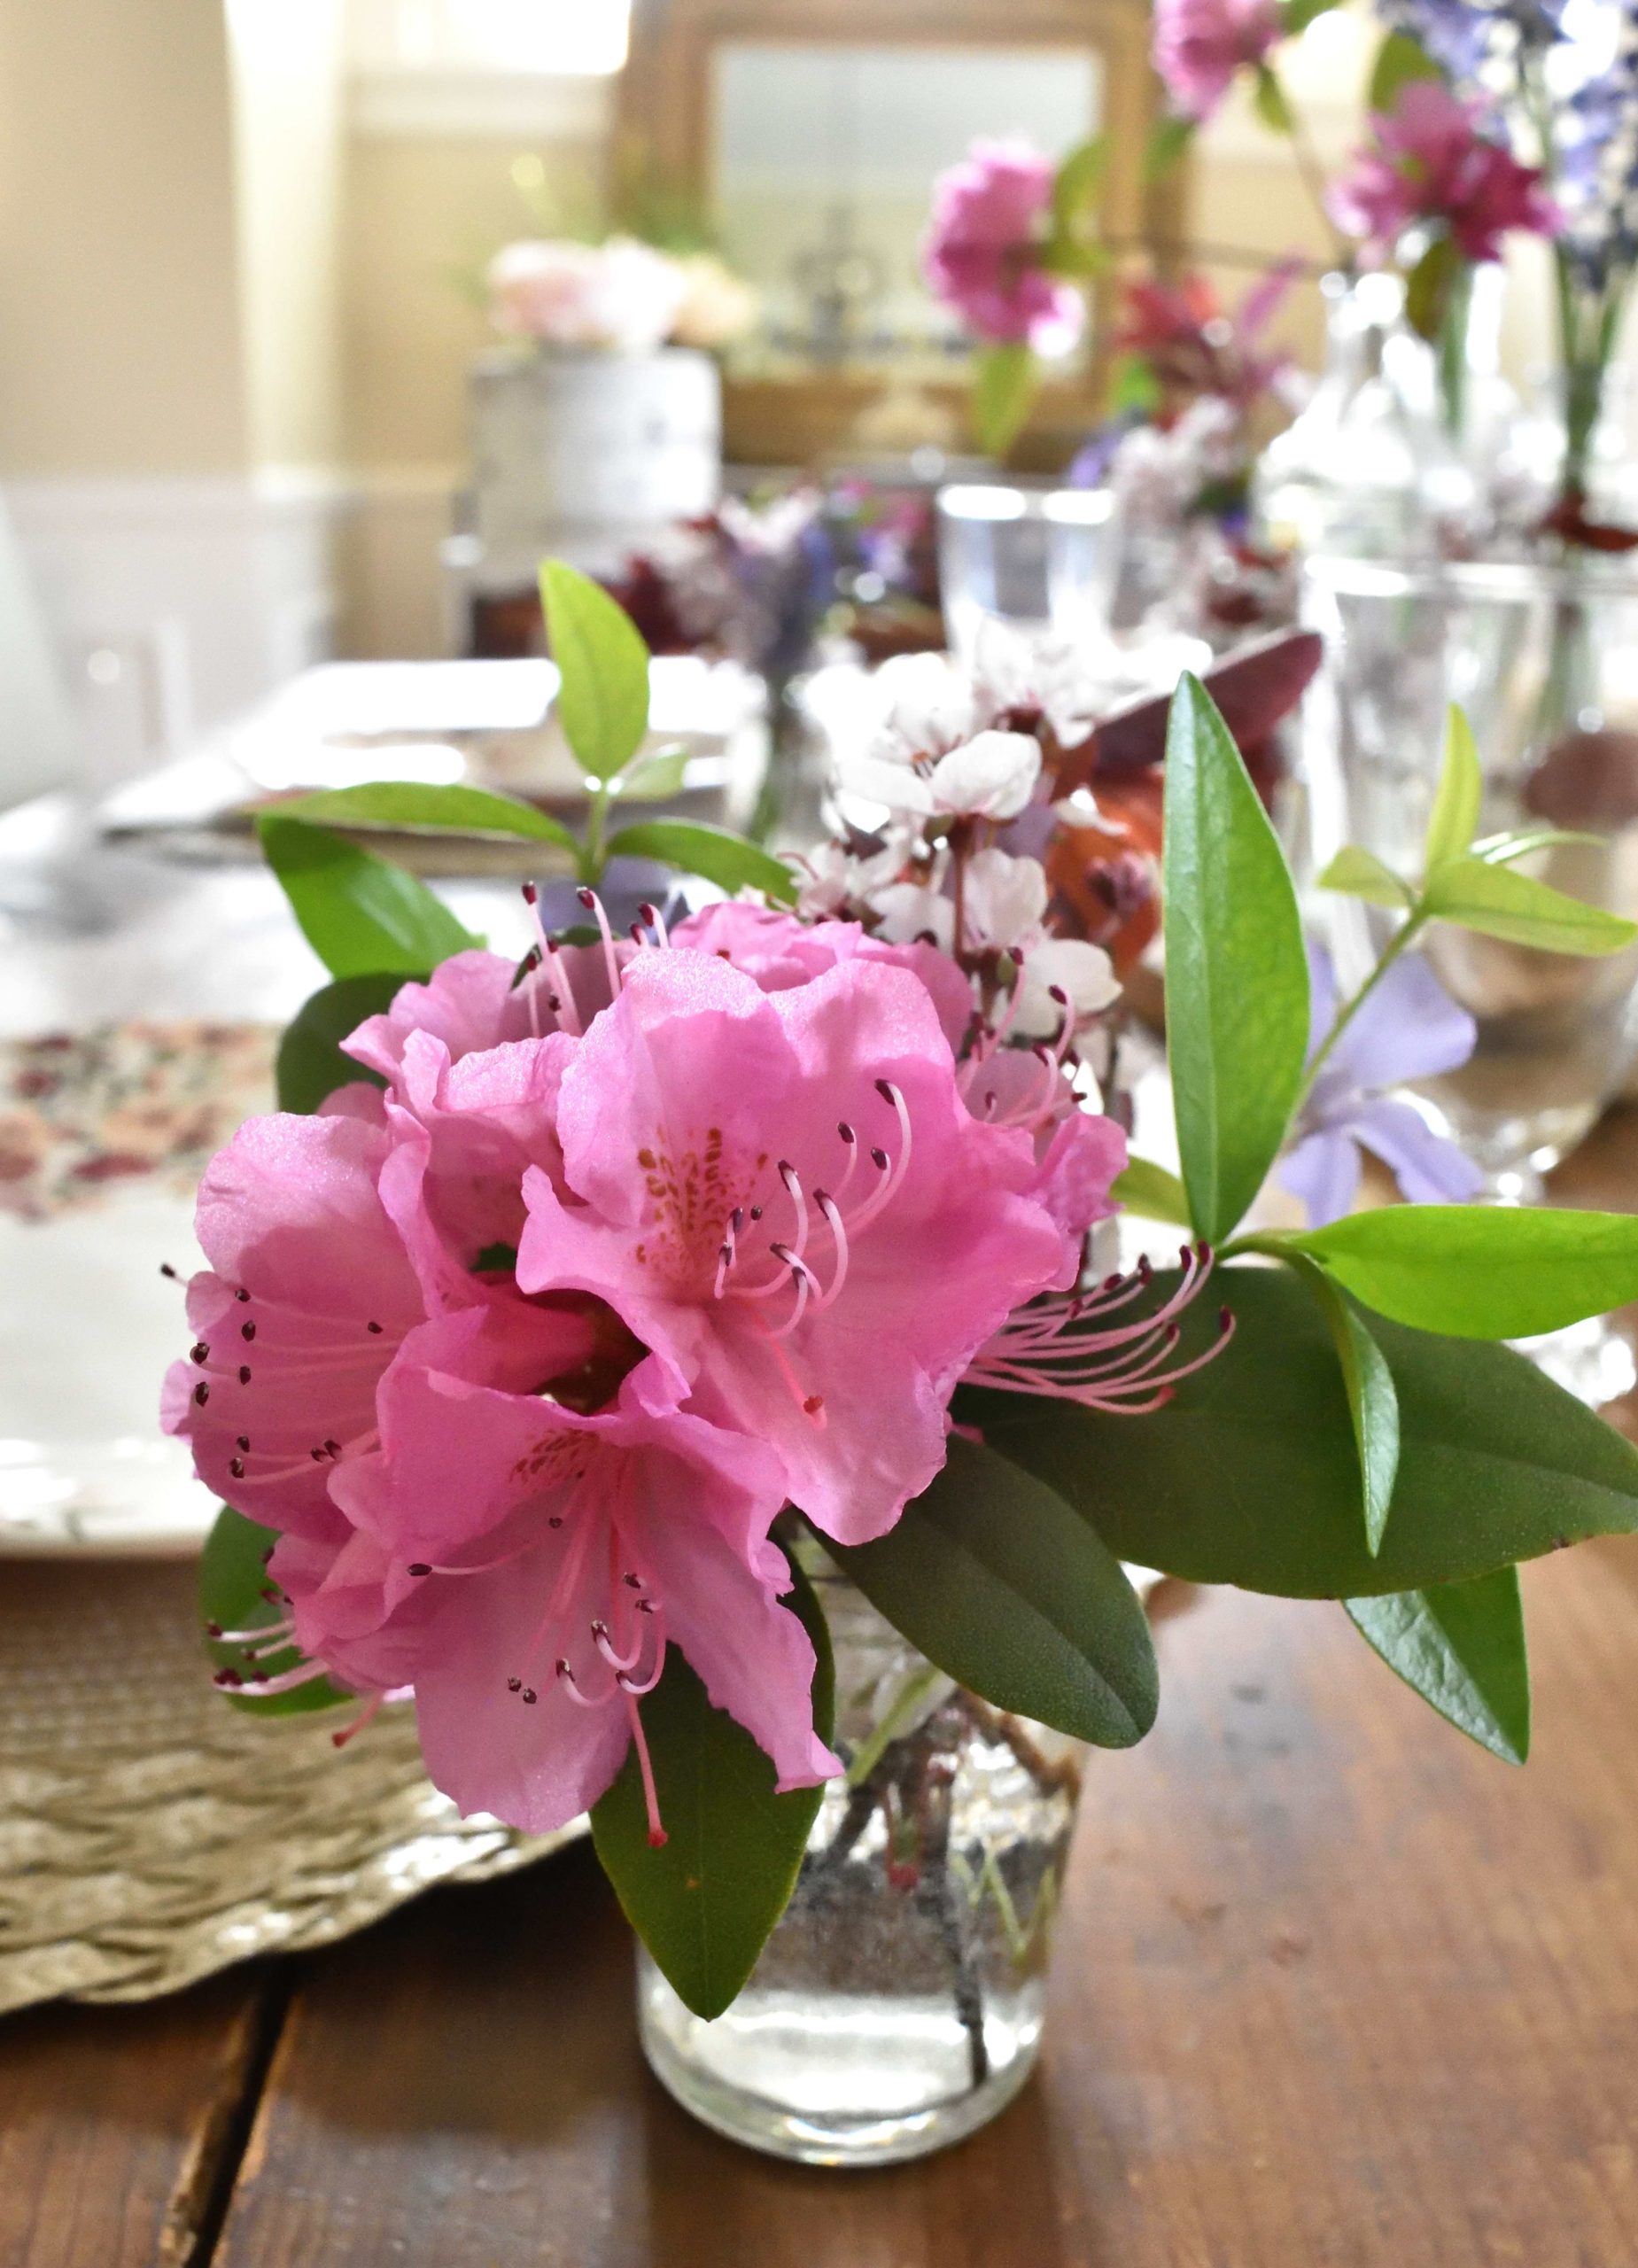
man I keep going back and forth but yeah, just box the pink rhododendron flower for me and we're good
[1329,84,1561,265]
[921,140,1084,351]
[516,951,1075,1542]
[487,237,687,353]
[164,1109,835,1842]
[1153,0,1281,125]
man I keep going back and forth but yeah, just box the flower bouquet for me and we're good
[171,568,1638,2164]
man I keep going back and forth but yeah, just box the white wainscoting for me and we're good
[3,474,350,788]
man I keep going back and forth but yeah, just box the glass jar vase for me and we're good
[637,1562,1085,2166]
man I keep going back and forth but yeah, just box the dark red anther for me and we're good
[367,1319,383,1334]
[870,1146,889,1171]
[238,1364,252,1386]
[408,1562,431,1576]
[236,1288,251,1303]
[507,1677,522,1693]
[874,1077,894,1103]
[640,903,657,925]
[213,1667,242,1688]
[229,1456,245,1480]
[749,1205,763,1222]
[241,1321,255,1341]
[522,881,538,905]
[630,921,646,944]
[1198,1240,1214,1264]
[193,1381,210,1407]
[205,1621,223,1639]
[577,886,596,909]
[838,1121,855,1144]
[1219,1305,1232,1332]
[159,1262,180,1279]
[624,1572,642,1588]
[1048,983,1069,1006]
[522,1687,538,1705]
[323,1439,341,1456]
[309,1445,327,1462]
[548,1515,563,1528]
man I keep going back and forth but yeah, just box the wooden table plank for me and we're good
[211,1539,1638,2268]
[0,1972,276,2268]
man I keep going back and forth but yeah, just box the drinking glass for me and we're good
[1302,553,1638,1399]
[935,483,1119,665]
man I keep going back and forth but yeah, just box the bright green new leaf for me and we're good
[1162,673,1310,1243]
[1052,136,1108,233]
[1113,1155,1193,1228]
[1369,27,1444,111]
[1422,853,1638,954]
[1108,351,1164,418]
[258,815,477,979]
[199,1506,347,1717]
[1277,1204,1638,1339]
[1346,1565,1530,1763]
[1317,844,1414,908]
[1293,1256,1401,1554]
[603,819,797,904]
[1253,64,1294,133]
[958,1268,1638,1598]
[540,559,652,782]
[591,1548,835,2019]
[827,1436,1158,1748]
[1145,112,1196,184]
[1473,827,1604,866]
[271,781,577,856]
[616,744,691,802]
[1037,237,1110,279]
[1425,706,1483,872]
[276,972,408,1114]
[972,341,1037,460]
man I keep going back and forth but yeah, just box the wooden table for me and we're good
[9,1118,1638,2267]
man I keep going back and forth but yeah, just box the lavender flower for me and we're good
[1278,943,1485,1227]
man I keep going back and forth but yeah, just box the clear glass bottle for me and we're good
[637,1561,1085,2166]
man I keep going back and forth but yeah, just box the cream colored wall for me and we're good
[0,0,248,476]
[226,0,347,473]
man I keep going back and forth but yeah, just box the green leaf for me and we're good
[1253,64,1294,134]
[972,341,1037,460]
[616,743,691,802]
[271,781,577,855]
[958,1268,1638,1598]
[1369,27,1444,112]
[540,559,652,782]
[1037,236,1110,280]
[1278,1204,1638,1339]
[1161,673,1310,1243]
[1108,351,1163,418]
[1424,704,1483,871]
[1144,112,1196,184]
[1403,233,1464,344]
[1473,827,1605,866]
[1293,1256,1401,1554]
[1281,0,1341,31]
[827,1436,1157,1747]
[276,972,408,1114]
[1052,136,1108,234]
[590,1548,835,2020]
[603,819,797,904]
[1317,844,1414,908]
[1346,1566,1530,1763]
[198,1506,348,1717]
[1422,852,1638,955]
[1114,1155,1193,1228]
[258,815,476,980]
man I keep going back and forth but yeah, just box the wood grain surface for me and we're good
[7,1120,1638,2265]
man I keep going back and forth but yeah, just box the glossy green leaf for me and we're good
[1422,853,1638,955]
[1404,233,1463,345]
[827,1436,1158,1749]
[1114,1155,1192,1228]
[199,1506,348,1717]
[603,819,797,903]
[1161,673,1310,1243]
[1369,27,1444,111]
[1144,112,1196,184]
[258,815,477,979]
[272,781,577,854]
[972,341,1037,460]
[1277,1204,1638,1339]
[1425,704,1482,872]
[958,1268,1638,1598]
[1293,1256,1401,1554]
[276,972,408,1114]
[1253,63,1293,133]
[1346,1565,1530,1763]
[1317,844,1414,908]
[591,1549,835,2020]
[616,744,691,802]
[1473,827,1604,866]
[1052,136,1108,233]
[540,559,651,782]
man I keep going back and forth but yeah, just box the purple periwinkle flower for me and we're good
[1278,942,1486,1228]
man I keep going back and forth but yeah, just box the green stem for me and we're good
[578,783,611,886]
[1299,908,1429,1106]
[1436,259,1474,441]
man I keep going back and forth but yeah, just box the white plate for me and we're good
[0,1192,218,1556]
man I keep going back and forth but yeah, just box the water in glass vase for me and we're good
[637,1572,1084,2166]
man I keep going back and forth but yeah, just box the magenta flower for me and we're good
[1153,0,1282,125]
[921,139,1084,350]
[1330,83,1561,265]
[516,950,1074,1544]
